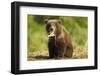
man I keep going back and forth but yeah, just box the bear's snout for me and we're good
[48,32,55,37]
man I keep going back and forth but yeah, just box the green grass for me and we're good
[27,15,88,61]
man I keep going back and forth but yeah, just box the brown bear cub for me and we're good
[44,19,73,59]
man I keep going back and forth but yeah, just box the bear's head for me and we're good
[44,19,62,38]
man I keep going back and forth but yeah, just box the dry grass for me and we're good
[28,49,49,61]
[73,47,88,59]
[28,47,88,61]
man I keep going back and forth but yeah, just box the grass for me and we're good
[27,15,88,61]
[28,47,88,61]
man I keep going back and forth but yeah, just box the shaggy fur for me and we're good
[44,19,73,58]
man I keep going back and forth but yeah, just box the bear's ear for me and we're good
[58,20,62,24]
[44,19,48,24]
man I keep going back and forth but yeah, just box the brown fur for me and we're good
[44,19,73,58]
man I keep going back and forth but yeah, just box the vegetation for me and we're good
[28,15,88,61]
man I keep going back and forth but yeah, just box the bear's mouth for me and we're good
[48,32,55,37]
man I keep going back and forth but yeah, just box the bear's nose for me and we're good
[49,28,53,32]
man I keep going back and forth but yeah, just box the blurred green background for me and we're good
[28,15,88,60]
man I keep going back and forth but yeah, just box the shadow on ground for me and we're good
[34,55,50,59]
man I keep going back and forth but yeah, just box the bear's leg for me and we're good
[65,45,73,58]
[48,42,55,58]
[53,47,59,58]
[57,45,66,58]
[48,49,54,58]
[48,36,56,58]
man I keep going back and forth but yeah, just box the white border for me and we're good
[20,6,95,70]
